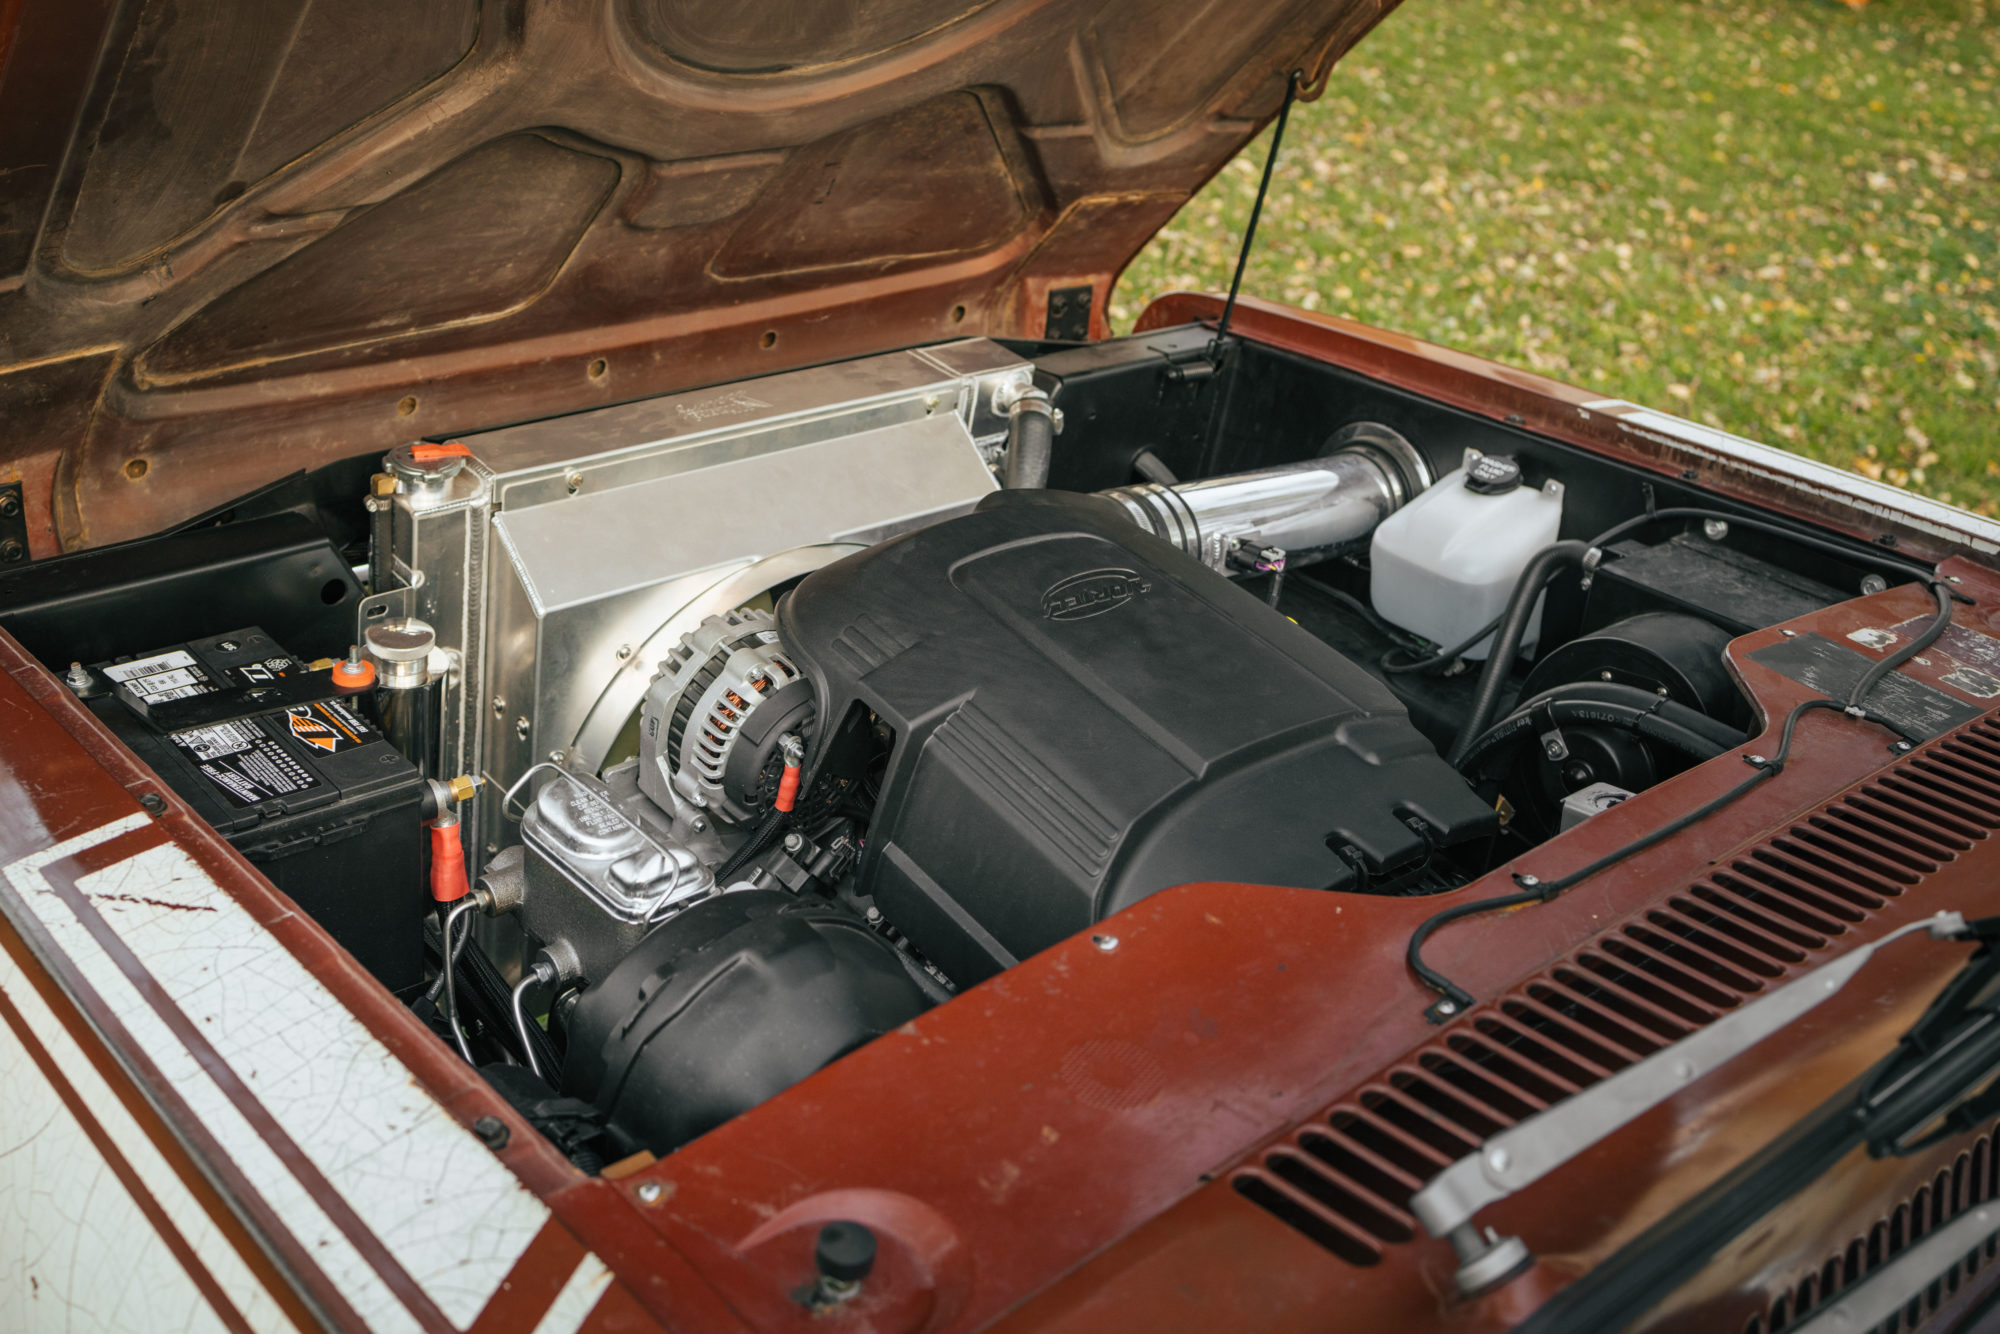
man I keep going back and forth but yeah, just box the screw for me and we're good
[65,662,91,691]
[515,716,530,741]
[1893,740,1914,753]
[1598,670,1614,681]
[636,1181,663,1204]
[1489,1148,1510,1171]
[0,539,18,563]
[1436,1000,1459,1016]
[783,832,804,853]
[0,492,19,517]
[471,1115,509,1151]
[492,695,506,717]
[1948,575,1964,585]
[1745,754,1768,766]
[1091,933,1118,952]
[1780,628,1799,637]
[689,815,708,833]
[138,792,167,816]
[864,906,883,925]
[1702,518,1730,541]
[616,644,634,660]
[565,471,584,494]
[1517,874,1540,888]
[548,750,565,765]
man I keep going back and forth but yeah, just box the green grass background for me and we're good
[1112,0,1999,512]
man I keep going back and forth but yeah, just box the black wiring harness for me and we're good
[1406,506,1966,1023]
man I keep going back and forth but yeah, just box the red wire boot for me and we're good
[430,812,469,903]
[773,733,806,813]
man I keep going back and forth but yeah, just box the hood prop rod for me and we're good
[1210,68,1303,357]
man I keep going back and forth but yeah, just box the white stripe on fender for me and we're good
[531,1255,613,1334]
[0,933,303,1334]
[0,820,592,1332]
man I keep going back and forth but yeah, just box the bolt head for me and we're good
[1746,754,1767,766]
[1780,628,1799,637]
[1702,518,1730,541]
[1517,874,1540,888]
[1436,1000,1458,1016]
[565,471,584,493]
[689,816,708,833]
[514,716,531,740]
[1489,1148,1510,1172]
[636,1181,663,1204]
[471,1115,510,1151]
[1091,933,1118,952]
[783,832,804,853]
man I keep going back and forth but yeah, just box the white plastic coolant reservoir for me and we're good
[1369,452,1564,659]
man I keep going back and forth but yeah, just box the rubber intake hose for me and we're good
[1002,389,1056,490]
[1446,541,1593,768]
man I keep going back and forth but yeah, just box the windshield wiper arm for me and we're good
[1411,913,1969,1298]
[1509,910,2000,1334]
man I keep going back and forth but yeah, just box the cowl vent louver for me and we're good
[1236,716,2000,1263]
[1745,1122,2000,1333]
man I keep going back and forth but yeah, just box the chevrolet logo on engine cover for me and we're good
[1041,569,1151,621]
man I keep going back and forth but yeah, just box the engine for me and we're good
[36,334,1862,1170]
[471,486,1493,1156]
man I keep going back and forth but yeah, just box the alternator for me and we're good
[638,610,814,825]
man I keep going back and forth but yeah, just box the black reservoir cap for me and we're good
[815,1221,877,1283]
[1464,453,1523,495]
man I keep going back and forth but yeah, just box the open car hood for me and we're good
[0,0,1394,552]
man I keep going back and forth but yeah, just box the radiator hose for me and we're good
[1001,387,1057,489]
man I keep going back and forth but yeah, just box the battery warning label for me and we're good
[168,718,324,808]
[283,701,377,755]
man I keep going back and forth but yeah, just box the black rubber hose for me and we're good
[1453,697,1735,781]
[1509,680,1750,750]
[1446,541,1592,767]
[1002,400,1055,489]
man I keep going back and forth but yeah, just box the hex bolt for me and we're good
[783,832,804,854]
[471,1115,509,1151]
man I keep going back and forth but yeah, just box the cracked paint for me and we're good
[0,819,602,1333]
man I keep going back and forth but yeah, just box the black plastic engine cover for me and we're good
[779,491,1497,986]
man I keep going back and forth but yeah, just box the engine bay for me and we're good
[0,325,1922,1172]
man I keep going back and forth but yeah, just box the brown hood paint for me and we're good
[0,0,1396,553]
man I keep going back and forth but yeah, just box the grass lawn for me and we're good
[1113,0,2000,512]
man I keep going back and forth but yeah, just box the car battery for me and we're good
[85,627,428,993]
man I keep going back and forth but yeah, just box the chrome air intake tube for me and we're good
[1099,422,1433,570]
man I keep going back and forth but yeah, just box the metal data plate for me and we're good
[1747,634,1982,739]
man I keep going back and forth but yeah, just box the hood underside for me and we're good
[0,0,1394,552]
